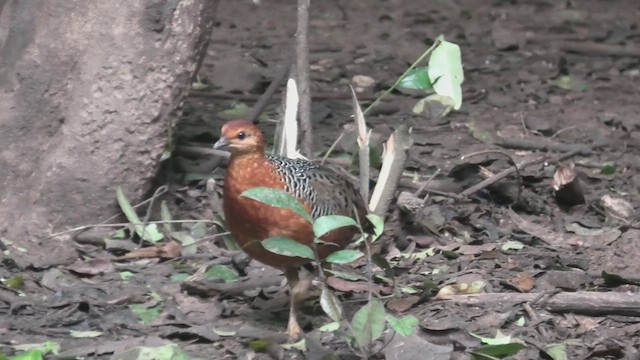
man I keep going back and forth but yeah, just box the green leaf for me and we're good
[501,240,524,251]
[70,330,103,338]
[242,187,312,223]
[8,350,42,360]
[116,187,164,243]
[542,343,567,360]
[261,236,314,259]
[386,314,419,337]
[12,342,59,357]
[172,232,196,256]
[119,271,134,281]
[428,40,464,110]
[218,102,250,120]
[397,66,434,93]
[313,215,357,238]
[139,343,193,360]
[160,201,174,233]
[351,298,386,348]
[129,304,162,326]
[372,254,395,286]
[212,328,236,337]
[170,273,189,282]
[205,265,239,282]
[141,223,164,243]
[469,330,515,345]
[471,343,526,359]
[412,93,456,118]
[320,284,343,322]
[602,271,639,287]
[366,214,384,240]
[325,249,364,264]
[248,339,270,352]
[116,186,144,237]
[550,75,589,92]
[319,321,340,332]
[601,162,616,176]
[281,339,307,352]
[111,343,196,360]
[5,274,23,289]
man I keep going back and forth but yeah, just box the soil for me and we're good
[2,0,640,359]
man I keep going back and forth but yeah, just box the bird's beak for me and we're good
[213,136,230,149]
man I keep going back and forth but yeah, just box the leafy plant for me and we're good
[241,187,419,358]
[367,37,464,119]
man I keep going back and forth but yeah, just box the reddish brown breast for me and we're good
[223,152,367,270]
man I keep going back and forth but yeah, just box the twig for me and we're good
[249,58,293,124]
[440,291,640,316]
[139,185,168,245]
[46,219,221,239]
[322,39,441,162]
[414,169,441,204]
[555,41,640,58]
[320,131,345,165]
[174,144,230,159]
[497,137,591,155]
[350,85,370,204]
[461,150,522,201]
[188,91,379,102]
[363,39,441,115]
[459,148,582,198]
[296,0,312,156]
[459,156,545,198]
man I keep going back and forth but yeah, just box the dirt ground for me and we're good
[2,0,640,359]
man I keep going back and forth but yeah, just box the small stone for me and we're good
[351,74,375,92]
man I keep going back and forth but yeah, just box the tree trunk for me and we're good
[0,0,215,268]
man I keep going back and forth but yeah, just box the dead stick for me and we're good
[296,0,312,156]
[188,91,380,102]
[370,125,413,216]
[498,137,591,155]
[249,59,293,124]
[556,41,640,58]
[459,149,581,198]
[460,156,546,198]
[440,291,640,316]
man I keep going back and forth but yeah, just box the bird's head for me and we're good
[213,119,265,155]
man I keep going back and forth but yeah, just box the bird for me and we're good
[213,119,368,339]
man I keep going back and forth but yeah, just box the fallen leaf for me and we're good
[601,194,633,224]
[67,259,116,275]
[326,276,392,295]
[387,295,421,313]
[508,209,621,248]
[435,281,485,298]
[509,272,535,292]
[116,241,182,260]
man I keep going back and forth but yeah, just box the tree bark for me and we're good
[0,0,215,267]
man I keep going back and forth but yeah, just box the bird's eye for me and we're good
[237,131,246,140]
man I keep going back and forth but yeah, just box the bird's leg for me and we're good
[284,267,312,339]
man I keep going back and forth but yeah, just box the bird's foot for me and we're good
[287,315,303,340]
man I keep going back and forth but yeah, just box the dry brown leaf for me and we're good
[116,240,182,260]
[508,209,620,248]
[386,295,421,313]
[67,258,116,275]
[435,281,485,299]
[509,272,535,292]
[326,276,392,295]
[601,194,634,224]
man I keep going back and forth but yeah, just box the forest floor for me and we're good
[2,0,640,359]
